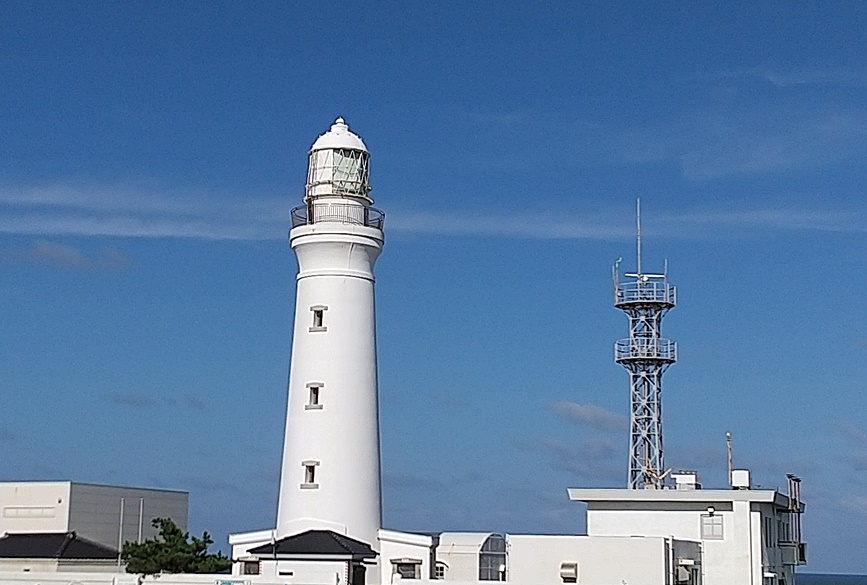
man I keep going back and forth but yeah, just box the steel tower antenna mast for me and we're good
[613,198,677,489]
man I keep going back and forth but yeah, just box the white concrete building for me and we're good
[379,529,436,581]
[568,471,806,585]
[507,534,701,585]
[0,481,188,550]
[435,533,505,582]
[376,531,702,585]
[0,481,188,574]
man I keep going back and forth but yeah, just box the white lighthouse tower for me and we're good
[276,118,385,548]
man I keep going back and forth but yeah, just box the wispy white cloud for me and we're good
[838,423,867,472]
[183,393,209,413]
[840,422,867,444]
[180,476,241,493]
[387,210,634,240]
[103,391,207,412]
[713,65,867,88]
[546,401,628,433]
[604,109,867,179]
[0,239,130,270]
[849,452,867,471]
[392,206,867,239]
[383,471,445,491]
[469,98,867,179]
[839,495,867,518]
[0,184,864,242]
[534,436,621,482]
[103,392,160,408]
[655,208,867,234]
[0,185,291,241]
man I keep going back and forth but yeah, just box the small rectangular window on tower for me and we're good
[305,383,322,410]
[309,305,328,332]
[301,460,319,489]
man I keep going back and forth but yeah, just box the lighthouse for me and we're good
[275,118,385,548]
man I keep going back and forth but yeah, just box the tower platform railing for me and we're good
[291,203,385,230]
[615,338,677,362]
[615,280,676,307]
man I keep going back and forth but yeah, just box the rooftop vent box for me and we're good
[672,471,700,490]
[731,469,751,489]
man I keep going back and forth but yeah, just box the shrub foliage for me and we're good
[122,517,232,574]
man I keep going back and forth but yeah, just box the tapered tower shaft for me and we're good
[613,199,676,489]
[276,119,384,547]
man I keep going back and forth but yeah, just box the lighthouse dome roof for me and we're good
[310,118,368,153]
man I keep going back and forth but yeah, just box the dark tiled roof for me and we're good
[0,532,118,559]
[248,530,376,559]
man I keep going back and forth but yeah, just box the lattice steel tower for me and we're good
[613,198,677,489]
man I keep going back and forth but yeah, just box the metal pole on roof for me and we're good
[117,497,125,568]
[137,498,144,543]
[726,432,733,487]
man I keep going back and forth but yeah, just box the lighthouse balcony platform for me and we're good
[292,203,385,230]
[614,338,677,363]
[614,281,676,308]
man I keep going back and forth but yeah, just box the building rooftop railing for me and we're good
[615,280,676,307]
[291,202,385,230]
[615,338,677,363]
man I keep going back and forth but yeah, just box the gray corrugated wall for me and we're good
[68,483,188,550]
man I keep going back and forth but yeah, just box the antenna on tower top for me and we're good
[636,196,642,276]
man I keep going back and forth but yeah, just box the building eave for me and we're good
[567,487,792,506]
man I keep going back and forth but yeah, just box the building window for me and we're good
[3,506,56,518]
[242,560,260,575]
[434,562,448,580]
[392,560,421,580]
[700,514,724,540]
[309,306,327,332]
[301,460,319,489]
[479,534,507,581]
[306,383,323,410]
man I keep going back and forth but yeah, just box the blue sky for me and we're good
[2,0,866,574]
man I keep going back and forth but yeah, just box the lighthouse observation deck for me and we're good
[615,337,677,363]
[291,202,385,230]
[614,280,676,308]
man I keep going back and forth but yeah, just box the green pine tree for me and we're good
[122,517,232,574]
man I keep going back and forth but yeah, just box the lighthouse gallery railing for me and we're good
[291,203,385,230]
